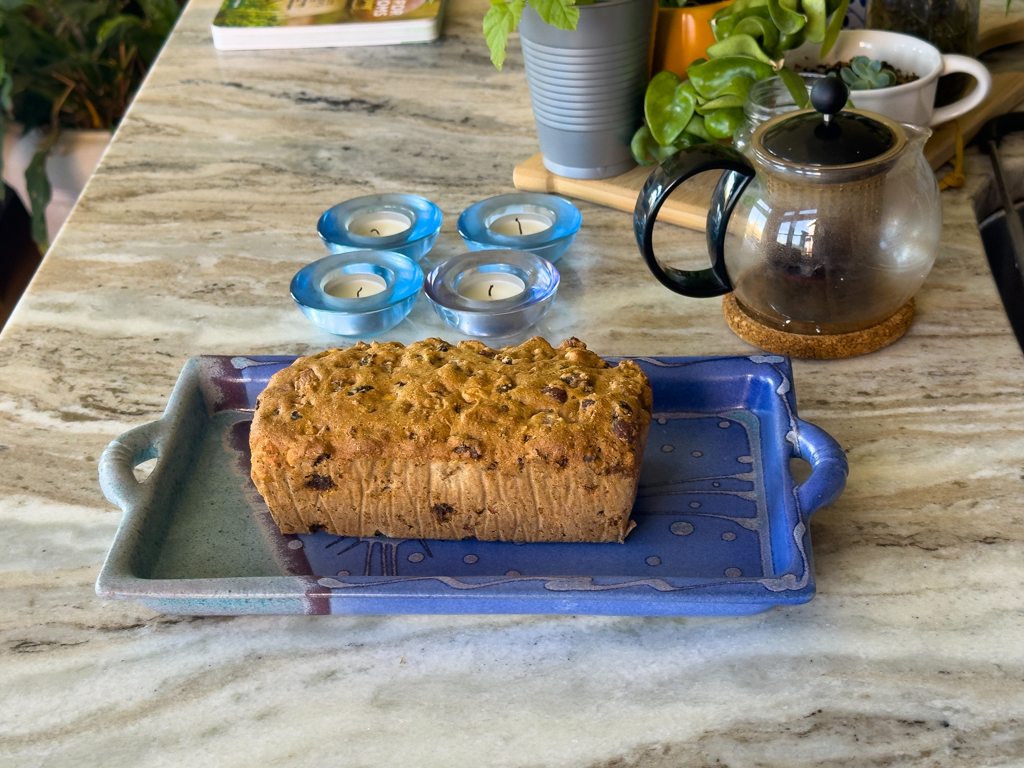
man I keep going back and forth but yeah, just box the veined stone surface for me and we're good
[1,0,1024,765]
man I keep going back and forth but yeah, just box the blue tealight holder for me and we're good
[291,250,423,337]
[317,194,442,262]
[457,193,581,264]
[425,249,559,337]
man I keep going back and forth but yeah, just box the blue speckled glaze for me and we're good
[96,354,847,616]
[318,194,442,262]
[458,193,581,264]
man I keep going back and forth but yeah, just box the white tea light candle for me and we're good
[488,212,554,237]
[458,272,527,302]
[348,211,413,238]
[458,194,580,264]
[293,250,424,337]
[323,273,388,299]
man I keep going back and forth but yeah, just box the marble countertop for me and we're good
[3,0,1024,764]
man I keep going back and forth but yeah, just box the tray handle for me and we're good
[792,418,848,516]
[98,419,167,510]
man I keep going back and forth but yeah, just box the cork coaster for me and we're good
[722,294,915,360]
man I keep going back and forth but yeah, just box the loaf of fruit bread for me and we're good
[249,336,652,543]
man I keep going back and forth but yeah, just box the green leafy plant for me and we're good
[484,0,599,70]
[484,0,723,69]
[0,0,184,249]
[840,55,896,90]
[633,0,851,165]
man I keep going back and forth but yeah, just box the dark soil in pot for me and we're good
[794,61,920,86]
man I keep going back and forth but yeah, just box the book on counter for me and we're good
[211,0,446,51]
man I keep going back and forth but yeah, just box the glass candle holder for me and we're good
[291,250,424,337]
[425,249,559,337]
[457,193,581,264]
[317,194,442,262]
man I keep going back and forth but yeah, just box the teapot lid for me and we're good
[758,77,900,169]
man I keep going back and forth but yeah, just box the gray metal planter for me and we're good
[519,0,657,179]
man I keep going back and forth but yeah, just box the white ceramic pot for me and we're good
[2,125,111,243]
[786,29,992,127]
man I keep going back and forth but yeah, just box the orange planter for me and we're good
[652,0,735,79]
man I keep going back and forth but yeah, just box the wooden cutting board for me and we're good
[513,70,1024,231]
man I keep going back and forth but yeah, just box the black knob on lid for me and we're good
[759,75,895,167]
[810,76,849,121]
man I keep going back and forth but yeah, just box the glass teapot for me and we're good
[634,77,941,336]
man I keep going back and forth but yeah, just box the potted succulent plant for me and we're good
[786,29,991,127]
[0,0,184,249]
[485,0,659,180]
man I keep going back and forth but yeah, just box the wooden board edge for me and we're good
[513,154,709,231]
[978,18,1024,54]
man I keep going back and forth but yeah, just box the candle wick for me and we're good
[357,287,363,297]
[516,218,522,235]
[371,228,380,235]
[488,284,494,297]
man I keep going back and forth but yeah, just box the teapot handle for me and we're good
[634,144,755,298]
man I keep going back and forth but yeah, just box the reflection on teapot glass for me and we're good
[726,126,940,334]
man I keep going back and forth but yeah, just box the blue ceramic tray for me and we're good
[96,354,847,616]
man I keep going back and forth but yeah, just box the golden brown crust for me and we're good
[249,337,652,543]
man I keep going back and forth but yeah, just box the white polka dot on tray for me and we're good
[646,556,661,566]
[725,567,742,578]
[661,445,674,453]
[670,522,694,536]
[463,554,479,564]
[722,532,737,541]
[337,570,350,577]
[408,552,424,563]
[691,451,702,457]
[658,417,667,425]
[689,501,700,508]
[719,421,731,428]
[506,570,521,577]
[287,540,303,550]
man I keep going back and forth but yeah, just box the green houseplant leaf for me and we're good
[821,0,850,56]
[695,93,746,114]
[802,0,827,43]
[687,56,775,100]
[711,0,770,40]
[767,0,806,36]
[631,124,702,166]
[706,33,774,64]
[703,107,746,139]
[97,14,143,45]
[682,113,714,141]
[484,0,583,70]
[483,0,525,70]
[632,125,671,165]
[529,0,580,30]
[777,65,810,107]
[732,15,780,55]
[644,70,697,146]
[26,140,54,251]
